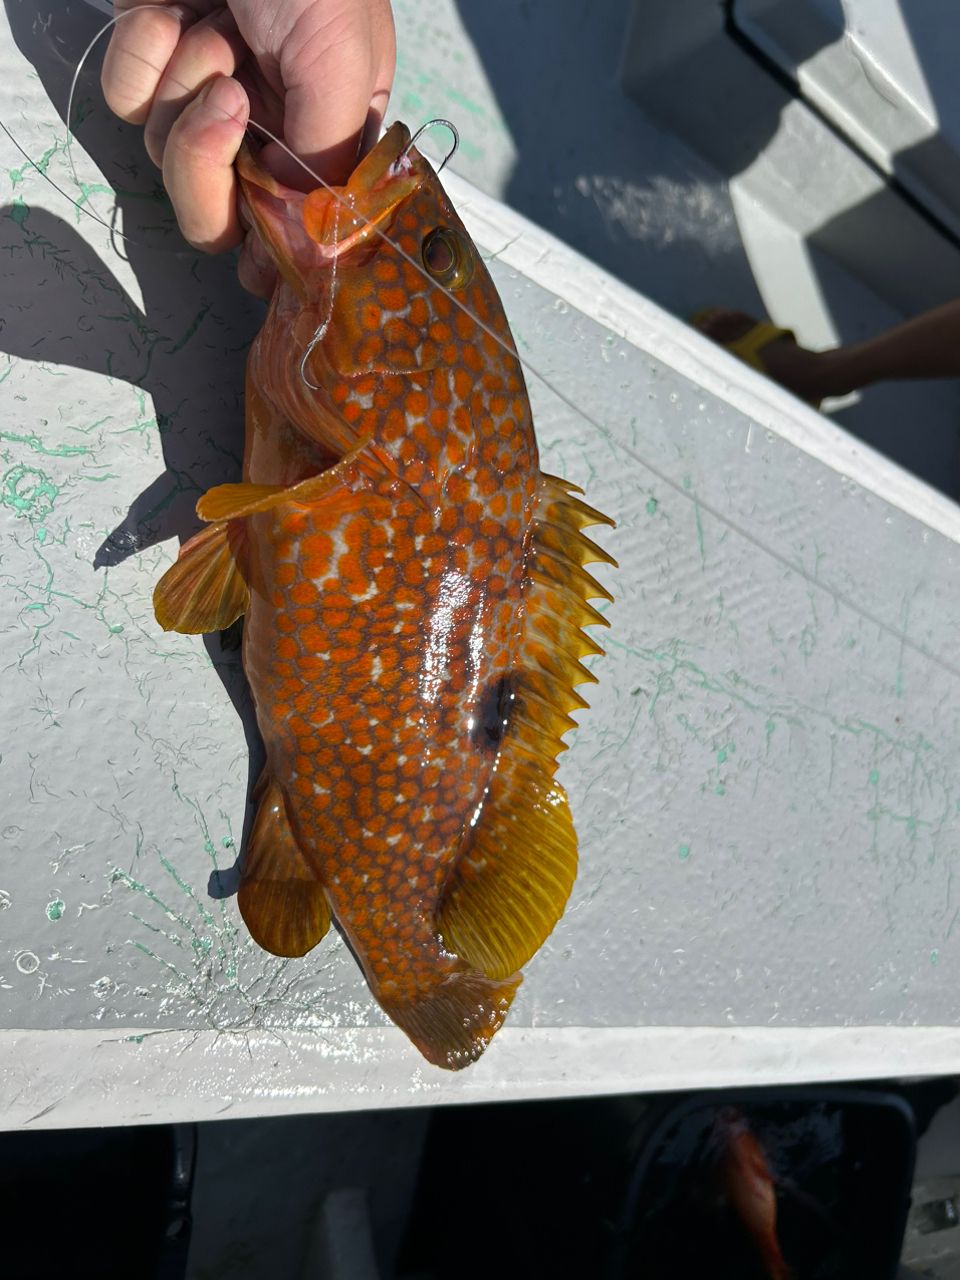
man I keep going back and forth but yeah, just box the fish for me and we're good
[152,122,615,1069]
[712,1108,792,1280]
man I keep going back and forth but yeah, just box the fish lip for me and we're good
[237,124,424,266]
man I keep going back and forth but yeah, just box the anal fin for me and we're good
[154,521,249,635]
[238,775,331,958]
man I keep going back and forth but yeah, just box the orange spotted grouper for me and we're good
[153,122,615,1069]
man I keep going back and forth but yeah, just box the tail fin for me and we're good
[379,968,522,1071]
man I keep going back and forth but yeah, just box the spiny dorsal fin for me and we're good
[439,473,616,979]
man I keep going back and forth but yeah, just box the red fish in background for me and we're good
[153,123,615,1069]
[713,1108,793,1280]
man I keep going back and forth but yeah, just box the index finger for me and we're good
[101,2,196,124]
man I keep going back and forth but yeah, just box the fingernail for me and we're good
[200,76,248,125]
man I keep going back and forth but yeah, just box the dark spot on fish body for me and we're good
[472,672,518,751]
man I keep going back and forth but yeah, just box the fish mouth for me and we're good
[236,123,425,278]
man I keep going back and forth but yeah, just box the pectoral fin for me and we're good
[238,774,331,958]
[196,469,348,522]
[195,447,396,525]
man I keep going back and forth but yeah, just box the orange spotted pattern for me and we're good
[241,133,541,1032]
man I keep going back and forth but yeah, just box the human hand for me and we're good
[101,0,396,294]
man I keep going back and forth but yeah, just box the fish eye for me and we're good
[421,227,473,290]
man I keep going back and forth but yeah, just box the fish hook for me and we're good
[398,119,460,173]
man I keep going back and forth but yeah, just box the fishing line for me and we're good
[238,122,960,687]
[298,201,338,392]
[6,6,960,686]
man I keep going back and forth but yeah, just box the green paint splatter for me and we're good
[109,624,124,634]
[0,428,90,458]
[714,784,726,796]
[694,499,705,569]
[682,475,692,491]
[869,769,879,785]
[931,949,939,966]
[2,465,58,521]
[35,526,47,544]
[457,137,484,162]
[8,197,29,227]
[717,748,728,764]
[167,303,211,354]
[646,495,658,515]
[9,139,65,186]
[221,836,234,849]
[74,181,114,214]
[45,899,64,922]
[126,1034,145,1045]
[446,88,485,118]
[678,844,691,861]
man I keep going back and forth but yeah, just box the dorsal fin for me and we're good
[438,474,616,979]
